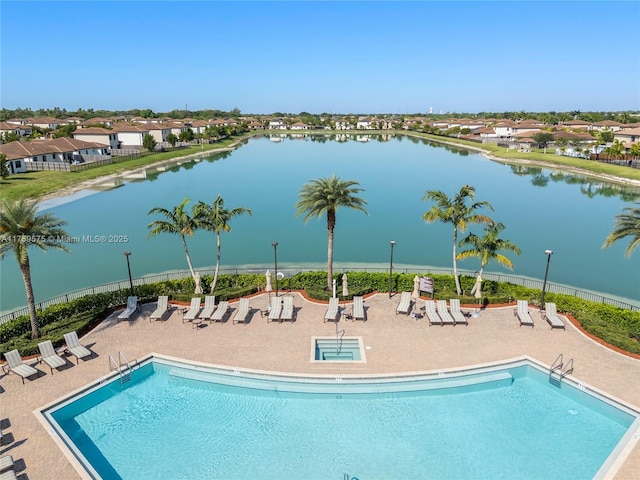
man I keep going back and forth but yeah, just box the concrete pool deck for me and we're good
[1,292,639,479]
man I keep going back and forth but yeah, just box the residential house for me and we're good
[0,121,33,138]
[27,117,69,130]
[592,120,623,132]
[356,118,373,130]
[290,121,309,130]
[268,119,287,130]
[560,119,591,131]
[73,127,120,150]
[614,127,640,146]
[0,138,110,172]
[112,124,150,148]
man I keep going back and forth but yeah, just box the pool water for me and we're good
[314,337,364,361]
[46,358,637,480]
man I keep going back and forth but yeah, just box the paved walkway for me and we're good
[1,292,639,479]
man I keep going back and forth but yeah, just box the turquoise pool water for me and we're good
[45,358,637,480]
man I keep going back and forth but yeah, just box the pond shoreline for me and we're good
[36,132,640,205]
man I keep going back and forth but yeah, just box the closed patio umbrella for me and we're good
[265,270,272,294]
[194,271,203,294]
[342,273,349,303]
[411,275,420,299]
[472,274,482,317]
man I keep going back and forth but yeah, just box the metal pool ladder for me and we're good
[549,353,574,387]
[109,351,133,384]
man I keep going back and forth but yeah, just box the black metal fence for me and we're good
[1,266,638,324]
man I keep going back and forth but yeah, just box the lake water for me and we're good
[1,134,639,313]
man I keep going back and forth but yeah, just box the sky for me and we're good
[1,1,639,115]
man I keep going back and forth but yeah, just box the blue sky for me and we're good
[1,1,639,114]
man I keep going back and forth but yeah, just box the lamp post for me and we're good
[540,249,553,309]
[272,242,279,298]
[123,251,134,297]
[389,240,396,299]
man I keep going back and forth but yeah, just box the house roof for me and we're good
[0,138,106,160]
[112,123,150,133]
[73,127,114,135]
[615,127,640,136]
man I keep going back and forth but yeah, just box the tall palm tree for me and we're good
[147,198,199,287]
[422,185,494,295]
[296,174,368,291]
[457,222,522,294]
[602,202,640,257]
[0,198,70,338]
[193,196,252,293]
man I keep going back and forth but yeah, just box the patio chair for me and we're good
[424,300,442,326]
[117,296,138,321]
[514,300,534,327]
[436,300,455,326]
[542,303,565,330]
[233,298,251,324]
[210,301,229,322]
[63,331,92,364]
[351,296,366,321]
[267,297,282,322]
[324,297,340,323]
[200,296,217,320]
[280,296,295,322]
[449,299,468,326]
[396,291,412,315]
[2,350,40,384]
[182,298,202,323]
[150,295,169,322]
[0,455,14,474]
[37,340,67,374]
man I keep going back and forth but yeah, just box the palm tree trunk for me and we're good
[327,210,336,291]
[470,265,486,295]
[210,233,221,293]
[452,228,461,295]
[180,235,197,283]
[19,255,40,339]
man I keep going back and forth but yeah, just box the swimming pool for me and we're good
[39,355,639,480]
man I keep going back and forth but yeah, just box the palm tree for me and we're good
[193,196,252,293]
[296,175,368,291]
[422,185,494,295]
[0,198,71,338]
[602,202,640,257]
[147,198,199,288]
[457,222,522,294]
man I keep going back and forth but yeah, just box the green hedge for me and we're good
[2,271,638,356]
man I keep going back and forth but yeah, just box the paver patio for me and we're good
[1,292,639,479]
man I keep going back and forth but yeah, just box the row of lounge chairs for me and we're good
[176,296,254,327]
[2,331,92,384]
[515,301,565,329]
[423,299,469,326]
[267,296,295,323]
[324,296,366,322]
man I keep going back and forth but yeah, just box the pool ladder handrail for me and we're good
[549,353,574,386]
[109,351,133,384]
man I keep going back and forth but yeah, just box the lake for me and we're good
[1,133,639,313]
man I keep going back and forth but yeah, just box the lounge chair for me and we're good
[424,300,442,326]
[449,299,468,326]
[63,331,92,364]
[351,296,366,321]
[37,340,67,374]
[233,298,251,324]
[267,297,282,322]
[396,291,412,315]
[280,296,295,322]
[182,298,202,323]
[2,350,40,384]
[0,469,17,480]
[514,300,534,327]
[542,303,565,329]
[200,296,217,320]
[210,301,229,322]
[117,296,138,321]
[0,455,14,474]
[324,297,340,322]
[436,300,455,326]
[150,295,169,322]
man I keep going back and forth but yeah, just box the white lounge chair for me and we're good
[543,303,565,329]
[515,300,534,327]
[324,297,340,322]
[449,299,468,326]
[233,298,251,324]
[436,300,455,326]
[281,296,295,322]
[0,468,17,480]
[182,298,202,323]
[200,296,217,320]
[2,350,40,383]
[150,295,169,322]
[0,455,15,474]
[210,301,229,322]
[396,291,412,315]
[37,340,67,374]
[267,297,282,322]
[351,296,366,321]
[424,300,442,326]
[117,296,138,321]
[63,331,92,364]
